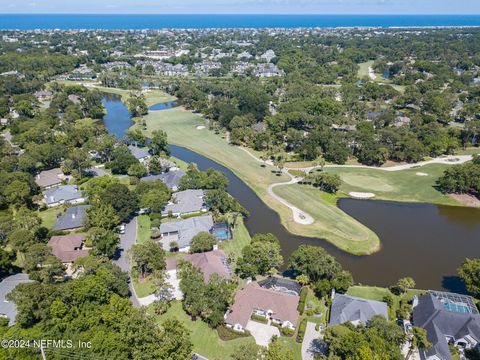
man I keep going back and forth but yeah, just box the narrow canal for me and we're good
[102,94,480,292]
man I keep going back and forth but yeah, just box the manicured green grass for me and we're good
[347,285,425,320]
[136,215,152,244]
[38,207,62,229]
[219,216,251,267]
[132,275,156,298]
[278,337,302,360]
[137,105,382,255]
[152,301,256,360]
[358,60,374,78]
[456,147,480,155]
[273,184,380,255]
[326,165,461,206]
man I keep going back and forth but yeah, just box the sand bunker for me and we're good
[349,192,375,199]
[196,125,206,130]
[416,172,428,176]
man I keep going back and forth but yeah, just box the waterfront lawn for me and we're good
[136,214,151,244]
[326,164,461,206]
[152,301,256,360]
[38,206,61,229]
[272,184,380,255]
[219,216,251,267]
[347,285,425,320]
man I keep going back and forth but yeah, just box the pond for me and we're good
[102,94,480,292]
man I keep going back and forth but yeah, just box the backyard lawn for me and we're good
[347,285,425,320]
[152,301,256,360]
[219,216,251,263]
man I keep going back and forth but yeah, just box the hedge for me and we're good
[297,287,308,315]
[296,318,308,343]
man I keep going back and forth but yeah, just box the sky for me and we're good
[0,0,479,15]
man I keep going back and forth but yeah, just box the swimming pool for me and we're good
[212,223,231,241]
[443,302,471,314]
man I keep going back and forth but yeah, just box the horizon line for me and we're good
[1,13,480,16]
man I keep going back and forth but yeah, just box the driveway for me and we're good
[245,320,280,347]
[113,217,140,307]
[301,322,323,360]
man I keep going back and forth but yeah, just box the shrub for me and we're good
[251,313,268,324]
[297,287,308,315]
[296,318,308,343]
[280,326,295,337]
[217,326,251,341]
[150,229,161,239]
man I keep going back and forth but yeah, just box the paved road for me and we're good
[301,322,323,360]
[114,217,140,307]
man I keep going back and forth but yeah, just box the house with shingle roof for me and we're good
[43,185,85,207]
[141,169,185,191]
[159,214,214,252]
[53,205,90,231]
[329,293,388,326]
[48,234,89,275]
[225,282,300,333]
[128,145,151,163]
[161,189,207,217]
[413,291,480,360]
[35,168,68,188]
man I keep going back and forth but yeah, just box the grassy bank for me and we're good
[135,105,380,255]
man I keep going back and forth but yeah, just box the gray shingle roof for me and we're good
[160,214,214,249]
[141,170,185,190]
[128,145,150,160]
[329,294,388,326]
[43,185,83,206]
[161,189,206,215]
[413,291,480,360]
[0,274,33,326]
[53,205,91,231]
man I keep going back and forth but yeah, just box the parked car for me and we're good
[119,224,126,234]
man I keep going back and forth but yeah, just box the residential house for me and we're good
[141,169,185,191]
[128,145,151,163]
[225,282,300,333]
[393,115,411,128]
[43,185,85,207]
[68,94,81,104]
[232,61,252,75]
[259,50,276,62]
[161,189,208,217]
[165,250,231,300]
[0,118,8,127]
[0,274,33,326]
[34,90,53,101]
[258,277,302,296]
[237,51,253,59]
[329,293,389,326]
[48,234,89,275]
[53,205,91,231]
[413,291,480,360]
[159,214,214,252]
[253,63,285,77]
[35,168,67,188]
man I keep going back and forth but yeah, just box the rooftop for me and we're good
[258,276,302,296]
[53,205,91,231]
[160,214,214,249]
[162,189,206,215]
[35,168,64,188]
[225,282,300,329]
[48,234,89,263]
[0,274,34,326]
[43,185,83,206]
[329,294,388,326]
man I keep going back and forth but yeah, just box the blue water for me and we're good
[1,14,480,29]
[149,101,178,111]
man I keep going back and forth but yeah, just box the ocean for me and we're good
[0,14,480,30]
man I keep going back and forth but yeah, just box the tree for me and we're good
[62,148,91,179]
[125,128,146,146]
[129,241,165,279]
[109,146,139,175]
[85,202,120,230]
[3,180,32,207]
[87,228,119,258]
[231,343,264,360]
[151,130,170,156]
[0,248,14,279]
[265,338,293,360]
[391,277,416,295]
[7,229,36,252]
[305,172,342,193]
[407,327,431,360]
[236,240,283,278]
[127,162,148,179]
[190,232,217,253]
[98,183,138,222]
[205,189,247,215]
[458,258,480,297]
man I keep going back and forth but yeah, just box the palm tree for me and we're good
[406,326,431,360]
